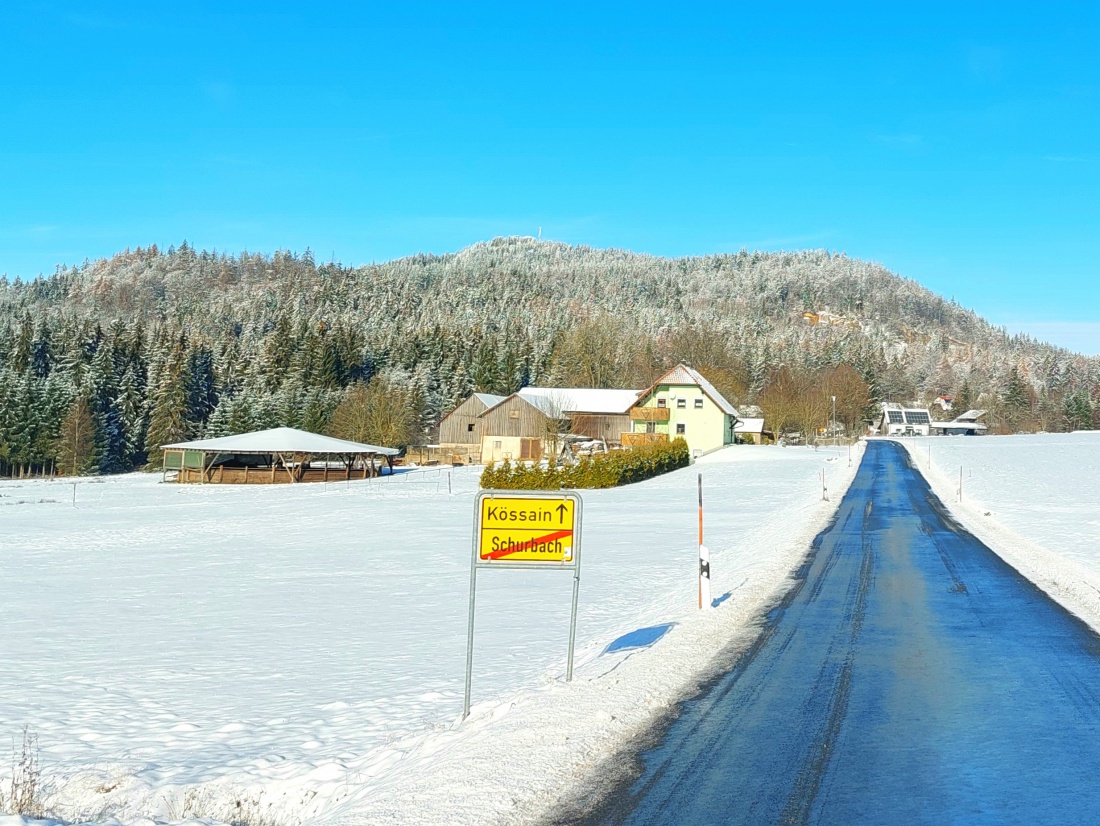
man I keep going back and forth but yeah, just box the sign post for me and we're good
[464,490,583,719]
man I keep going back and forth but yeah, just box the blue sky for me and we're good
[2,2,1098,354]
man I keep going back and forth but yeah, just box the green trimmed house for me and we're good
[626,364,740,458]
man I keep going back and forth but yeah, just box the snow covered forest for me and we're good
[0,236,1097,476]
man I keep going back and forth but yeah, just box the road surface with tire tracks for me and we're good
[569,440,1100,825]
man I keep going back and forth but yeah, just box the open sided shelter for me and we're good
[162,427,400,484]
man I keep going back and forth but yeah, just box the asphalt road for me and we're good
[575,440,1100,825]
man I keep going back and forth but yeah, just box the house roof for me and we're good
[473,392,507,408]
[954,409,987,422]
[516,387,642,415]
[163,426,400,456]
[643,364,739,416]
[736,417,765,434]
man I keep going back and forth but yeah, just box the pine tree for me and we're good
[145,341,192,468]
[56,396,97,477]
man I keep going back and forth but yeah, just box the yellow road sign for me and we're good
[477,494,578,563]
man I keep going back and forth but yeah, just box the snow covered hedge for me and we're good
[480,438,690,490]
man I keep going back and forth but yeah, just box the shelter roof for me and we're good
[643,364,739,416]
[515,387,642,415]
[163,427,400,456]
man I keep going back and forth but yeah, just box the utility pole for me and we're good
[831,395,837,448]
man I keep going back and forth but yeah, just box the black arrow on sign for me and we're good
[556,503,568,520]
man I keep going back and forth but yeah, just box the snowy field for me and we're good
[895,432,1100,636]
[1,445,858,825]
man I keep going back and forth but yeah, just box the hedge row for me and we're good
[480,438,691,490]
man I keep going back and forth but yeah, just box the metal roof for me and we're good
[473,392,507,408]
[163,426,400,456]
[516,387,642,415]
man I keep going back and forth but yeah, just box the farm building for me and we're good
[735,417,771,444]
[162,427,400,484]
[518,387,639,443]
[436,392,506,462]
[628,364,741,457]
[475,388,639,462]
[930,409,988,436]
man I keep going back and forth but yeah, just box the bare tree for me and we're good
[551,317,629,388]
[328,377,421,448]
[825,364,872,436]
[758,366,801,440]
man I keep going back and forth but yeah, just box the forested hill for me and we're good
[0,236,1097,475]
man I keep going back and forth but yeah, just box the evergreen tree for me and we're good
[56,396,98,477]
[145,341,192,467]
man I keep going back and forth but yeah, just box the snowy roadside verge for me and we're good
[324,444,865,826]
[893,437,1100,635]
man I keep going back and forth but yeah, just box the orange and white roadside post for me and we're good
[698,473,711,610]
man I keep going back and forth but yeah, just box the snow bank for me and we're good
[894,434,1100,634]
[0,445,862,825]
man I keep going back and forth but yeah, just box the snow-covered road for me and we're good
[569,440,1100,824]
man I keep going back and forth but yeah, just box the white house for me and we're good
[877,403,933,436]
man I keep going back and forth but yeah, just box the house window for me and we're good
[694,398,704,409]
[509,410,519,419]
[676,423,686,434]
[493,441,502,449]
[646,422,656,434]
[467,423,475,432]
[677,398,686,408]
[657,398,667,408]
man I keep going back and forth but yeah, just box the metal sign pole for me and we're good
[463,536,479,720]
[566,563,581,682]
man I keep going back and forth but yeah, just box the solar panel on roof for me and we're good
[887,411,904,424]
[904,411,930,425]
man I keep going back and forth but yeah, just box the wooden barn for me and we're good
[162,427,400,484]
[478,393,552,463]
[477,387,641,462]
[436,392,506,461]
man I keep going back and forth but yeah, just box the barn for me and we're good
[477,387,642,462]
[436,392,506,462]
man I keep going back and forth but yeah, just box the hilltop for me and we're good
[0,237,1096,474]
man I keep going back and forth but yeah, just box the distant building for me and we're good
[479,387,641,463]
[438,393,506,453]
[734,417,771,445]
[446,365,741,462]
[877,403,933,436]
[934,395,955,412]
[628,364,740,458]
[930,409,988,436]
